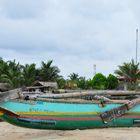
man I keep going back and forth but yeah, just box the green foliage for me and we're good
[1,57,138,90]
[106,74,119,89]
[115,59,140,84]
[39,60,61,81]
[0,69,24,88]
[77,77,88,89]
[86,79,93,89]
[68,73,79,81]
[0,58,62,88]
[57,78,66,89]
[0,59,23,88]
[0,58,9,75]
[91,73,107,89]
[22,64,36,86]
[67,74,90,89]
[7,60,22,72]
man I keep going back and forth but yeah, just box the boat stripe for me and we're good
[17,112,140,115]
[0,112,4,116]
[20,115,101,121]
[17,112,100,115]
[18,115,140,121]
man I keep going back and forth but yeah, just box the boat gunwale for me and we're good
[12,98,130,104]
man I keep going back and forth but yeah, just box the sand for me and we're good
[0,122,140,140]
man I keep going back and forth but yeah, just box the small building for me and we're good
[64,83,77,89]
[117,76,125,82]
[25,81,58,92]
[116,76,127,90]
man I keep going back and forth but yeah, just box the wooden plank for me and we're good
[26,96,129,104]
[93,95,112,102]
[101,97,140,123]
[100,104,128,123]
[2,90,140,101]
[126,98,140,109]
[34,90,140,99]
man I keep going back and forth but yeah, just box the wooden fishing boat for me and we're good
[1,89,140,130]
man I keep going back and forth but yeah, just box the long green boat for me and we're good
[0,89,140,130]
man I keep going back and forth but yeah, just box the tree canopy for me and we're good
[115,59,140,84]
[0,58,61,88]
[0,57,137,90]
[91,73,107,90]
[106,74,119,89]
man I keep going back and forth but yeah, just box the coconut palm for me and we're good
[0,59,23,88]
[0,69,24,88]
[39,60,61,81]
[0,58,9,76]
[22,64,36,86]
[7,59,22,72]
[77,76,88,89]
[68,73,79,81]
[115,59,140,84]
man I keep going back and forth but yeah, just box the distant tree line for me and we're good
[0,58,61,89]
[62,72,119,90]
[0,57,139,90]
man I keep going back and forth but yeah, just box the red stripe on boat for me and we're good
[20,115,101,121]
[18,115,140,121]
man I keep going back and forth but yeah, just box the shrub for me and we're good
[92,73,107,90]
[106,74,119,89]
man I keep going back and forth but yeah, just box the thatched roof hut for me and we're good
[25,81,58,92]
[33,81,58,89]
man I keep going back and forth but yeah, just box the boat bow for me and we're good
[0,107,19,118]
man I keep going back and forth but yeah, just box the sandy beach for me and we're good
[0,122,140,140]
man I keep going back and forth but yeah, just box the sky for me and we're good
[0,0,140,79]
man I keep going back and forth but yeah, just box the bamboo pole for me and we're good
[27,97,130,104]
[1,89,140,103]
[35,90,140,99]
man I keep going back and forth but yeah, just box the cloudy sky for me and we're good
[0,0,139,78]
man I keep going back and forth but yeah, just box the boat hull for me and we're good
[0,100,140,129]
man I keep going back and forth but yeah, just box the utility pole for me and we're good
[136,29,138,64]
[93,64,96,76]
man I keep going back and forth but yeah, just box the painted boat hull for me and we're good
[0,100,140,130]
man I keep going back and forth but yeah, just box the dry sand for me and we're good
[0,122,140,140]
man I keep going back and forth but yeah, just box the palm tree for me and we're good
[0,58,9,76]
[0,69,24,88]
[0,59,23,88]
[22,64,36,86]
[68,73,79,81]
[77,76,88,89]
[39,60,61,81]
[7,59,22,72]
[115,59,140,84]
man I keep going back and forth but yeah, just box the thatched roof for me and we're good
[33,81,58,89]
[0,83,10,91]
